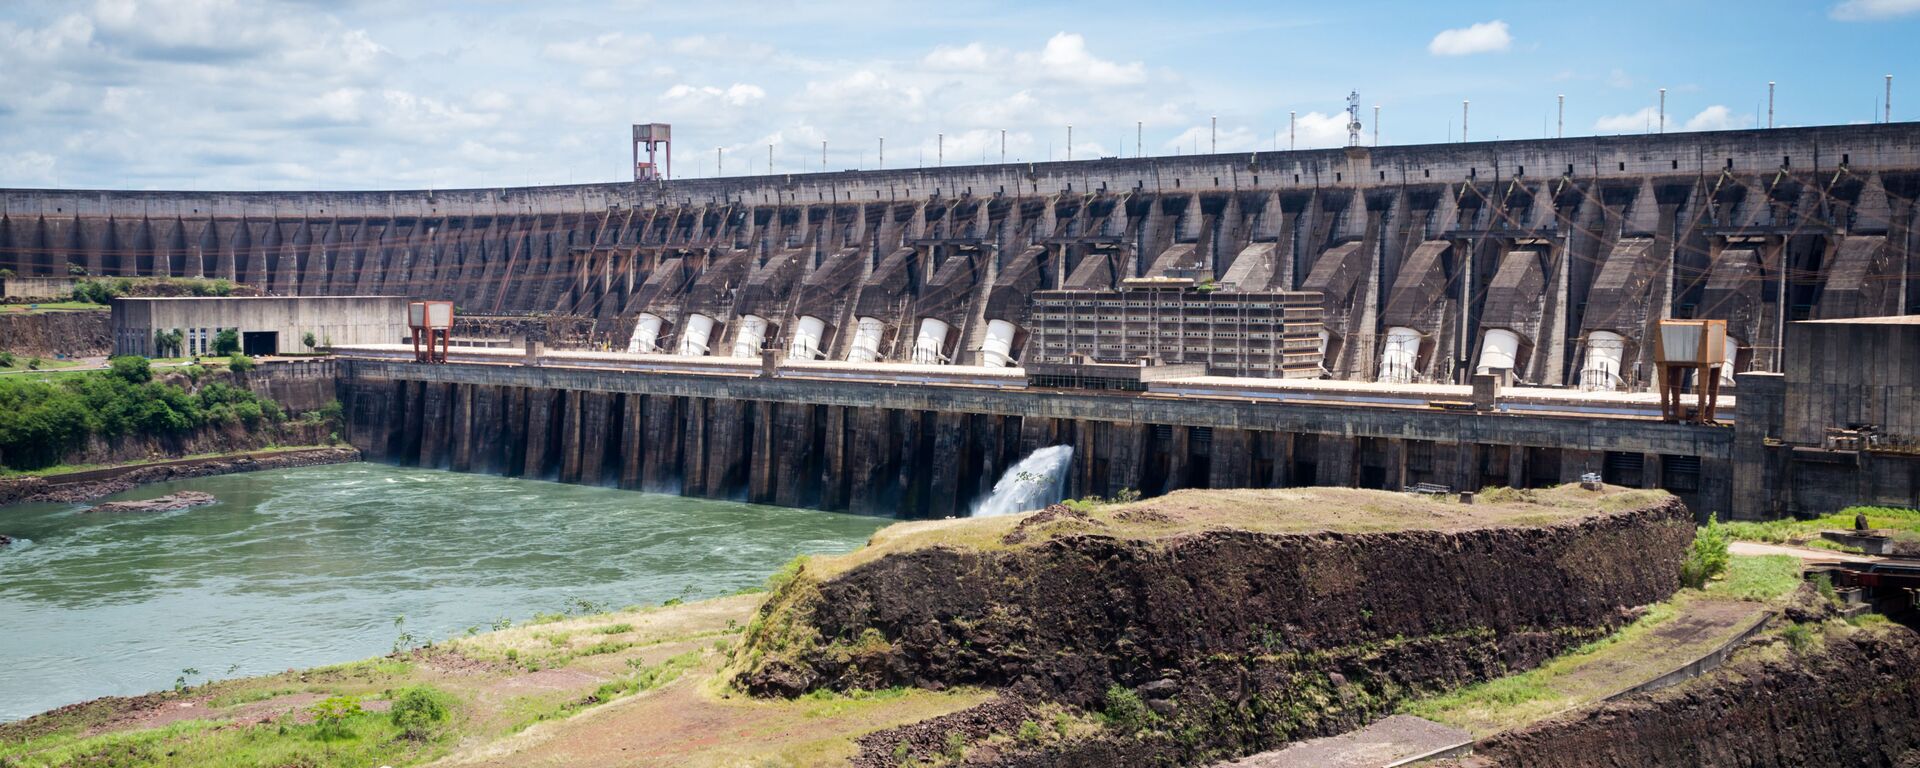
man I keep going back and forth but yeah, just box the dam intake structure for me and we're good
[5,122,1917,393]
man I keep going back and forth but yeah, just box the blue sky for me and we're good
[0,0,1914,190]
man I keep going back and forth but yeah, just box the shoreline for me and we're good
[0,446,362,507]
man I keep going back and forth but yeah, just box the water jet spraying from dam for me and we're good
[971,445,1073,517]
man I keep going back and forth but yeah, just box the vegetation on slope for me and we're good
[1403,553,1802,735]
[0,356,285,470]
[0,593,988,768]
[1723,505,1920,550]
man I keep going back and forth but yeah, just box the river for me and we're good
[0,462,889,722]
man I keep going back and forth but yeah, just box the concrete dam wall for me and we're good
[6,123,1918,388]
[338,359,1734,518]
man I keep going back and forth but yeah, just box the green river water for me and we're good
[0,462,890,722]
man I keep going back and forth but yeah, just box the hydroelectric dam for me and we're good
[5,123,1919,519]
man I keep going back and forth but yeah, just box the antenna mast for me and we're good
[1346,91,1363,147]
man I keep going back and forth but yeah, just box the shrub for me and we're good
[0,368,290,470]
[212,329,240,356]
[1017,719,1045,744]
[1682,518,1732,589]
[108,356,152,384]
[1781,622,1817,653]
[26,357,41,371]
[308,695,362,741]
[1813,573,1839,604]
[1102,685,1153,733]
[0,351,14,368]
[227,354,255,373]
[389,686,452,740]
[72,279,125,305]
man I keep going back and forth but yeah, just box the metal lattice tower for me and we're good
[1346,91,1363,147]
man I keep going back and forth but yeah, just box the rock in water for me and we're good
[0,533,12,547]
[87,491,217,514]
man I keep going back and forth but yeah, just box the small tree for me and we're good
[152,328,185,357]
[302,331,318,351]
[1682,518,1732,589]
[389,686,451,740]
[227,353,256,373]
[309,695,363,744]
[212,328,240,356]
[108,355,152,384]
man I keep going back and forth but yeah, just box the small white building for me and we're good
[111,296,411,357]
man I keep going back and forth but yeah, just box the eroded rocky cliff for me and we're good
[734,489,1695,765]
[1472,624,1920,768]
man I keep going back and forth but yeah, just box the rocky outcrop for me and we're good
[0,446,360,507]
[48,420,332,474]
[1473,626,1920,768]
[0,310,110,357]
[739,496,1694,765]
[85,491,217,514]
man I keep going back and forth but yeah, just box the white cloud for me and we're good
[662,83,767,108]
[1428,20,1511,56]
[1024,32,1145,85]
[0,151,59,186]
[1164,124,1264,154]
[1684,105,1739,131]
[924,42,996,71]
[1594,106,1660,133]
[798,70,924,114]
[543,32,652,66]
[0,7,1211,184]
[1292,112,1354,148]
[668,34,772,59]
[1831,0,1920,19]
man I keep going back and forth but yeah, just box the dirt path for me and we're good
[434,657,989,768]
[1730,541,1879,564]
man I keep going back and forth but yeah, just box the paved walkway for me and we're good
[1221,715,1472,768]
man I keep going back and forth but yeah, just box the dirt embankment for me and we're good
[0,446,360,507]
[0,311,110,357]
[1473,625,1920,768]
[739,496,1694,765]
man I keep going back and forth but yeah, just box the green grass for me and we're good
[1722,505,1920,545]
[1400,600,1680,733]
[1405,553,1799,736]
[1702,555,1803,602]
[0,358,85,374]
[0,706,449,768]
[0,301,107,314]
